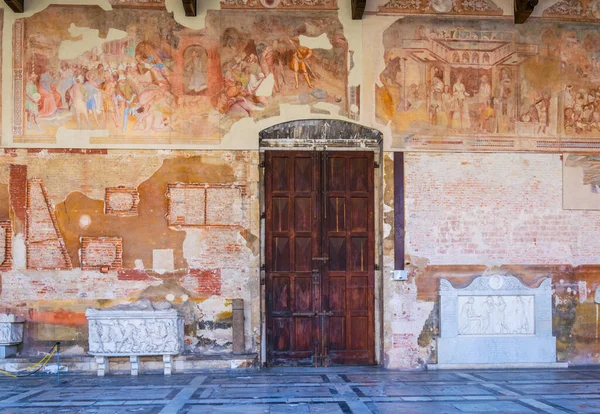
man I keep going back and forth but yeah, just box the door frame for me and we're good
[258,120,384,367]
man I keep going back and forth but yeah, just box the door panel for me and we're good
[266,150,374,366]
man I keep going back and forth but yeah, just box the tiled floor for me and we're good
[0,367,599,413]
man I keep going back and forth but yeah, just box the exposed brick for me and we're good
[9,164,27,224]
[405,153,600,265]
[166,183,245,227]
[0,221,12,271]
[80,237,123,271]
[26,179,72,270]
[186,268,222,296]
[117,268,155,281]
[105,187,140,216]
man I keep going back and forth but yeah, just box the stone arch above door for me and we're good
[259,119,382,149]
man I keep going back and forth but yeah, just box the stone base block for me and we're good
[0,346,17,358]
[437,336,558,365]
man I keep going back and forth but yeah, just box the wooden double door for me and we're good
[265,151,375,366]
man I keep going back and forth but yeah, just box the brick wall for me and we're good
[405,153,600,266]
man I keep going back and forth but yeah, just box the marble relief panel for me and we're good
[458,295,535,335]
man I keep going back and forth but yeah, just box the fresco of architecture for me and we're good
[377,18,600,150]
[13,5,348,145]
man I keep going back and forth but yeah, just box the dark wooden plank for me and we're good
[394,152,404,270]
[351,0,366,20]
[4,0,24,13]
[182,0,197,17]
[514,0,538,23]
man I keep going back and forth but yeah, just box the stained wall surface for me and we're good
[0,0,599,370]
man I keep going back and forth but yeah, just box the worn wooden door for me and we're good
[265,150,375,366]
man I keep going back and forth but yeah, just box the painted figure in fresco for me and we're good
[271,40,288,90]
[101,72,122,128]
[497,68,512,117]
[57,64,75,109]
[564,84,575,131]
[25,73,42,131]
[258,42,279,94]
[535,90,551,134]
[38,71,59,117]
[184,49,207,94]
[84,71,103,128]
[429,66,444,125]
[452,75,470,130]
[478,75,494,133]
[68,75,91,129]
[441,85,455,128]
[288,38,315,89]
[116,74,137,132]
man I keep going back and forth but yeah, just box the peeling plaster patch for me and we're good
[78,215,91,230]
[299,33,332,50]
[59,24,127,60]
[383,222,392,239]
[579,281,588,303]
[13,234,26,269]
[385,280,434,368]
[55,127,108,146]
[152,249,174,274]
[313,102,341,116]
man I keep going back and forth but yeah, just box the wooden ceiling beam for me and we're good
[182,0,197,17]
[514,0,538,23]
[4,0,24,13]
[351,0,366,20]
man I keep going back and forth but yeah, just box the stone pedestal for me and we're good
[86,303,183,376]
[0,314,24,358]
[432,275,564,369]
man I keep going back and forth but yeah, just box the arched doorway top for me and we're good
[259,119,382,148]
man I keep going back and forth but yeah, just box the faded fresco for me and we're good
[13,5,348,145]
[563,154,600,209]
[377,17,600,151]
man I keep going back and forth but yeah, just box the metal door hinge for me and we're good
[261,212,266,219]
[259,161,265,168]
[374,264,380,271]
[374,162,380,168]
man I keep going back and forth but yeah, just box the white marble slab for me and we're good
[435,275,558,367]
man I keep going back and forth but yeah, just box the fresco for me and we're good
[215,10,348,130]
[377,17,600,151]
[13,5,348,145]
[378,0,502,15]
[220,0,337,9]
[563,154,600,209]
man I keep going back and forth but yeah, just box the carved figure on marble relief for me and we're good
[495,296,509,334]
[514,296,530,334]
[459,296,481,334]
[0,324,10,342]
[482,296,496,334]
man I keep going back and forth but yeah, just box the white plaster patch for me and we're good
[579,281,588,303]
[299,33,332,50]
[152,249,174,274]
[313,102,341,116]
[134,259,145,270]
[166,294,175,302]
[55,127,109,146]
[79,215,92,230]
[59,24,127,61]
[383,222,392,239]
[12,234,26,270]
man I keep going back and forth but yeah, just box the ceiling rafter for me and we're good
[4,0,24,13]
[182,0,197,17]
[351,0,366,20]
[514,0,538,23]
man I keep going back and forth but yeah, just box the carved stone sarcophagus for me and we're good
[86,301,184,375]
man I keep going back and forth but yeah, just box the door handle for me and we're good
[312,257,329,262]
